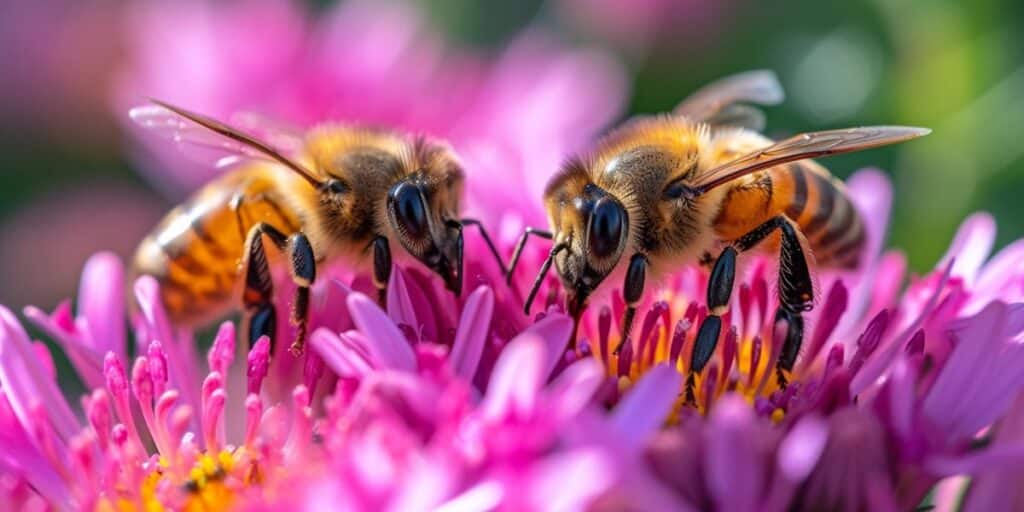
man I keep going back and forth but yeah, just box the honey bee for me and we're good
[131,101,504,355]
[506,70,929,394]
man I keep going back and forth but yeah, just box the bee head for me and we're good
[387,177,464,295]
[553,183,629,314]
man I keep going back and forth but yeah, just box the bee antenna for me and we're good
[147,98,323,188]
[524,243,566,315]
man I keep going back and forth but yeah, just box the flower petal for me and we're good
[706,395,765,512]
[482,334,545,418]
[922,301,1024,440]
[309,328,372,378]
[507,312,573,380]
[347,292,416,372]
[938,212,996,284]
[449,286,494,381]
[386,267,420,332]
[0,306,79,444]
[611,364,681,450]
[77,252,126,358]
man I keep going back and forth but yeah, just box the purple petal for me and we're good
[77,252,126,358]
[778,415,829,479]
[547,358,605,421]
[507,312,573,380]
[938,212,996,284]
[763,415,829,512]
[850,261,953,394]
[846,168,892,266]
[347,292,416,372]
[971,239,1024,312]
[611,364,681,451]
[706,394,764,512]
[922,301,1024,440]
[482,334,545,418]
[449,286,494,381]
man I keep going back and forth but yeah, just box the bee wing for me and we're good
[129,100,320,185]
[673,70,784,130]
[692,126,931,194]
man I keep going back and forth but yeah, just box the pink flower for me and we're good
[116,0,627,210]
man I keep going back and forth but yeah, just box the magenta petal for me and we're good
[507,312,573,380]
[77,252,126,358]
[22,305,104,389]
[482,334,545,418]
[611,364,681,450]
[449,286,494,381]
[938,212,996,283]
[346,292,416,372]
[0,306,79,444]
[309,328,372,378]
[0,393,70,504]
[386,268,420,332]
[526,448,614,511]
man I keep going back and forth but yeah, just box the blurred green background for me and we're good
[1,0,1022,311]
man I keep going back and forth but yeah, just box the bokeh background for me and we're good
[1,0,1022,312]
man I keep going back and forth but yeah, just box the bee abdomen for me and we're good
[782,163,865,268]
[133,168,301,325]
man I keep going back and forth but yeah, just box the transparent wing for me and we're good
[692,126,931,194]
[673,70,785,130]
[129,100,320,185]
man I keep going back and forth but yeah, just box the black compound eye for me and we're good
[663,181,695,200]
[389,182,429,240]
[588,198,625,260]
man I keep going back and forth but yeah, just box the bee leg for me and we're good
[732,216,813,389]
[284,233,316,356]
[614,253,649,355]
[372,236,392,308]
[687,246,737,405]
[506,228,553,285]
[242,223,289,352]
[459,218,508,275]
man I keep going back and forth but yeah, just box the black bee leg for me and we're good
[687,246,737,405]
[372,236,392,308]
[284,233,316,356]
[733,215,813,389]
[459,218,508,275]
[614,253,648,355]
[506,227,553,285]
[242,223,289,352]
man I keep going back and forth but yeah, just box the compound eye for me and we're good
[389,182,429,240]
[588,198,626,260]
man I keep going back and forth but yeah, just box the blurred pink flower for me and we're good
[116,0,628,225]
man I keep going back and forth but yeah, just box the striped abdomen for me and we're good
[133,166,301,325]
[712,161,865,268]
